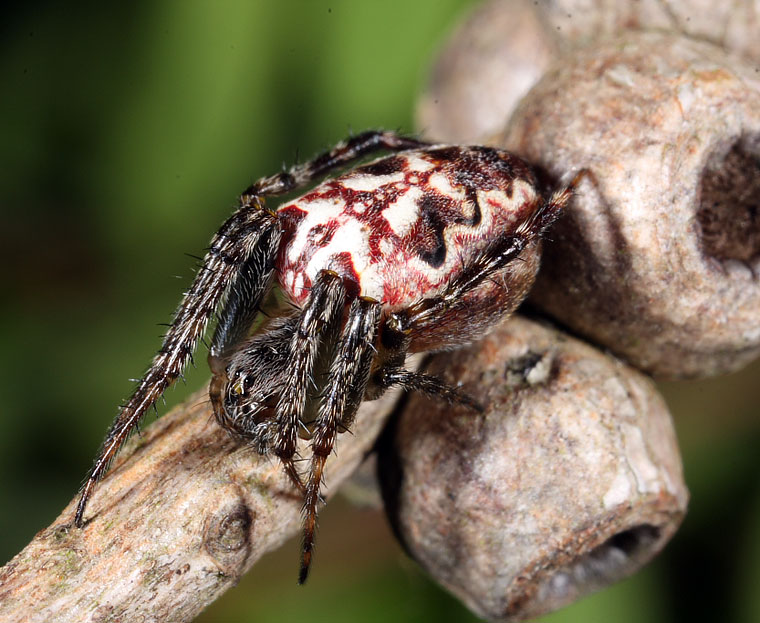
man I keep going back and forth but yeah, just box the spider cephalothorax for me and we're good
[75,131,583,582]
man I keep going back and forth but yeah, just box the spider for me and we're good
[74,130,583,583]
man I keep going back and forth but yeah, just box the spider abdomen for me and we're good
[276,146,544,332]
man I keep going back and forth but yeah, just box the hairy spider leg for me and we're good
[75,205,280,527]
[375,368,483,412]
[300,297,382,584]
[208,232,281,366]
[370,309,485,411]
[243,130,430,199]
[272,270,346,493]
[536,168,590,235]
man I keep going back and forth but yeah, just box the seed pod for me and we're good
[378,315,687,621]
[500,31,760,378]
[417,0,559,143]
[530,0,760,62]
[419,0,760,144]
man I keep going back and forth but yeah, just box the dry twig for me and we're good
[0,387,403,623]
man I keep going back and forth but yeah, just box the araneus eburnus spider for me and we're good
[74,130,584,583]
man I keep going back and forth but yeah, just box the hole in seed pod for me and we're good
[697,136,760,263]
[528,523,665,616]
[542,524,663,603]
[577,524,662,582]
[603,524,661,558]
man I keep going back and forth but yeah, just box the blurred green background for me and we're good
[1,1,759,622]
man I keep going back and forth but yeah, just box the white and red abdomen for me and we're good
[276,145,543,320]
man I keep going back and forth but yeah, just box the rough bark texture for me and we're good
[379,315,688,621]
[0,386,403,623]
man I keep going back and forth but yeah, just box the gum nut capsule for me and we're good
[525,0,760,63]
[378,315,687,622]
[418,0,760,144]
[417,0,559,143]
[500,31,760,378]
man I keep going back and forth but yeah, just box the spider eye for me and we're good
[231,375,247,395]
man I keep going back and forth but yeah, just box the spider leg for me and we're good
[299,297,382,584]
[273,270,346,493]
[374,368,483,412]
[75,204,280,527]
[242,130,431,200]
[370,315,482,411]
[208,225,281,366]
[397,231,529,339]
